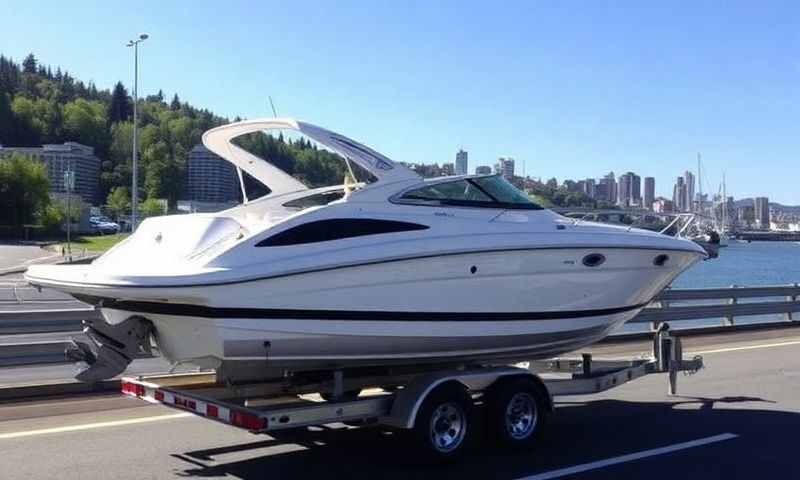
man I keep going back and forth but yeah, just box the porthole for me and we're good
[653,254,669,266]
[582,253,605,267]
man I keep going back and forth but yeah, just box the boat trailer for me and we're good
[120,325,702,460]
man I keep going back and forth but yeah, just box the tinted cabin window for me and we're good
[256,219,429,247]
[400,175,543,210]
[282,190,346,210]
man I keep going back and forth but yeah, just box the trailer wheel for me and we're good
[412,382,475,462]
[486,376,548,449]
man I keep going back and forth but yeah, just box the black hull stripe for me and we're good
[99,298,649,321]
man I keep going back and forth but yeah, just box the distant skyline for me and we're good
[3,1,798,203]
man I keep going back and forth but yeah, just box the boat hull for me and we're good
[88,247,700,378]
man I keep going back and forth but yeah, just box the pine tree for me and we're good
[170,93,180,110]
[22,53,37,74]
[108,82,131,123]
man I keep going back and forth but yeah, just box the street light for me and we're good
[126,33,149,231]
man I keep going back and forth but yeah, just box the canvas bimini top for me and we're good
[202,118,422,200]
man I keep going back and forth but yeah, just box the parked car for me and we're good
[89,216,121,235]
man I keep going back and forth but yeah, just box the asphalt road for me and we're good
[0,329,798,480]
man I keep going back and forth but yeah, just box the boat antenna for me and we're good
[268,96,278,118]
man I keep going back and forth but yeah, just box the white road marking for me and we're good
[0,412,192,440]
[516,433,738,480]
[691,339,800,355]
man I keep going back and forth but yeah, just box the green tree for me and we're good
[62,98,107,146]
[139,198,165,218]
[0,153,51,229]
[106,186,130,220]
[108,82,131,123]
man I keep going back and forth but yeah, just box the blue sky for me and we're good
[2,1,798,203]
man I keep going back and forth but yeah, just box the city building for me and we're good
[684,171,695,212]
[455,150,468,175]
[616,171,641,208]
[441,163,455,176]
[185,145,239,204]
[652,197,674,213]
[738,205,755,227]
[475,165,492,175]
[644,177,655,210]
[494,157,515,179]
[584,178,596,199]
[0,142,101,204]
[599,172,616,203]
[673,176,687,212]
[617,173,632,207]
[754,197,770,230]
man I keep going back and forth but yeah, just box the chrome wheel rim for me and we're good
[429,402,466,452]
[505,392,537,440]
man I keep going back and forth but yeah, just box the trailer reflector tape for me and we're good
[174,396,196,411]
[207,404,219,418]
[230,410,265,430]
[154,390,164,401]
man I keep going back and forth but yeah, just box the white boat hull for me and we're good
[92,247,699,377]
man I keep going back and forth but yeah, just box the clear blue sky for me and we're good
[3,1,798,203]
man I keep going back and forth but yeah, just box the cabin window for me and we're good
[282,190,346,210]
[256,219,429,247]
[398,175,543,210]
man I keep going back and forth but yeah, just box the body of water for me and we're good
[617,241,800,334]
[673,240,800,289]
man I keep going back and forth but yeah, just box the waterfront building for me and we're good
[455,150,468,175]
[673,176,687,212]
[441,163,455,176]
[495,157,515,179]
[475,165,492,175]
[644,177,655,210]
[617,172,641,208]
[584,178,596,198]
[0,142,101,204]
[754,197,770,230]
[186,145,239,204]
[600,172,616,203]
[617,173,632,207]
[738,205,755,228]
[684,171,695,212]
[653,197,673,213]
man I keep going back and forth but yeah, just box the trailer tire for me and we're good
[411,382,475,462]
[485,376,548,449]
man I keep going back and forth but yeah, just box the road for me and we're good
[0,329,798,479]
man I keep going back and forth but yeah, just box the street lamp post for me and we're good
[126,33,149,232]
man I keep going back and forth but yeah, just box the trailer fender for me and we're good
[381,366,533,429]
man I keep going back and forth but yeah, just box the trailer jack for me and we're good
[66,317,155,383]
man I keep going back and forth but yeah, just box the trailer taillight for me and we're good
[206,404,219,418]
[231,410,265,430]
[154,390,165,401]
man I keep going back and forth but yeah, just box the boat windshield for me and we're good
[400,175,543,210]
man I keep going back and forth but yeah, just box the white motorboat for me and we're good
[25,118,707,383]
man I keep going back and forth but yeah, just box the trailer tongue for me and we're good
[121,326,702,461]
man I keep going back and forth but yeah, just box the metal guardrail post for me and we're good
[723,284,737,326]
[650,287,669,332]
[787,283,798,322]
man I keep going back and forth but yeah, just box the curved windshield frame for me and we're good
[396,175,543,210]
